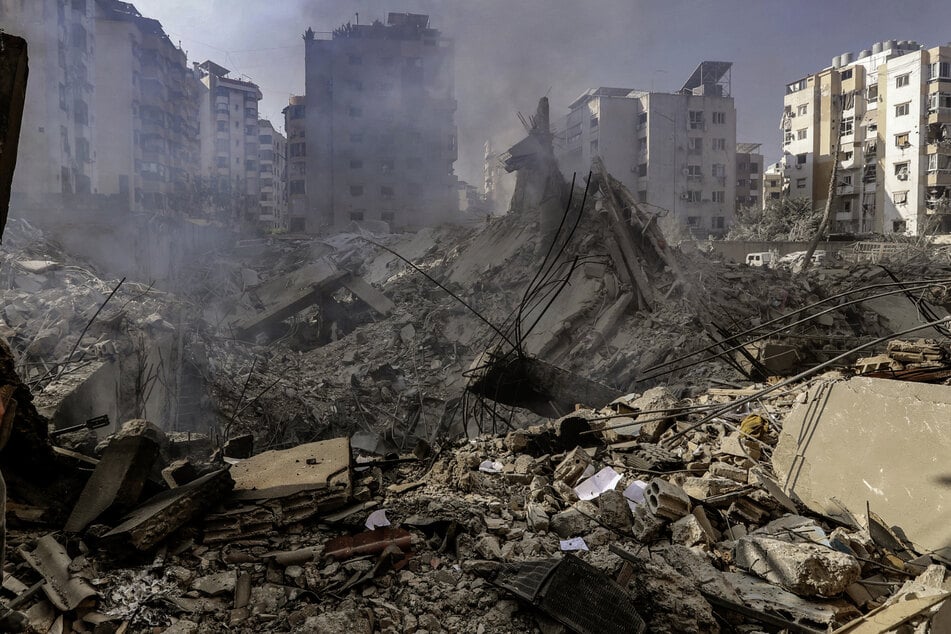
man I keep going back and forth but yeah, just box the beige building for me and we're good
[0,0,96,203]
[762,161,785,205]
[257,119,287,230]
[555,62,737,236]
[196,60,262,225]
[781,40,951,235]
[735,143,763,210]
[282,95,307,232]
[93,0,201,215]
[302,13,459,233]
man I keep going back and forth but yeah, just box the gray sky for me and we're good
[132,0,951,183]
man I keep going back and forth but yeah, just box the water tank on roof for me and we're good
[898,40,909,49]
[872,41,884,54]
[859,49,871,59]
[842,52,854,65]
[886,40,897,50]
[832,55,841,68]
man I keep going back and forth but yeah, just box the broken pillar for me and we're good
[772,376,951,561]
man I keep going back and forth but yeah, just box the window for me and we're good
[840,69,853,80]
[245,125,256,135]
[590,115,599,129]
[796,178,807,189]
[637,163,648,177]
[712,163,726,177]
[686,215,701,226]
[712,216,725,229]
[930,62,951,81]
[216,156,228,168]
[687,165,702,177]
[636,112,647,128]
[637,190,647,202]
[896,73,910,88]
[289,180,305,195]
[895,132,910,148]
[893,220,907,233]
[895,102,910,117]
[840,174,853,186]
[350,185,364,196]
[685,191,701,203]
[380,186,394,199]
[894,162,910,179]
[245,160,256,171]
[689,111,704,129]
[713,138,726,151]
[929,154,939,171]
[712,191,725,203]
[688,137,702,153]
[216,121,227,132]
[290,142,306,157]
[712,112,726,125]
[868,84,879,101]
[750,179,760,190]
[750,163,759,174]
[929,92,951,111]
[797,104,808,116]
[784,131,794,145]
[840,117,854,136]
[797,128,807,140]
[895,191,908,205]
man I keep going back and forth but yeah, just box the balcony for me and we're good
[836,184,856,195]
[927,170,951,186]
[928,108,951,124]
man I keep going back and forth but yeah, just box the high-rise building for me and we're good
[257,119,286,230]
[780,40,951,235]
[555,62,737,236]
[735,143,763,211]
[195,60,262,224]
[302,13,458,233]
[93,0,201,215]
[282,95,307,232]
[0,0,96,203]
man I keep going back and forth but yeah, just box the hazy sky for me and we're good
[132,0,951,183]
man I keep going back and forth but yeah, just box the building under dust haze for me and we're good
[302,13,459,233]
[555,62,738,236]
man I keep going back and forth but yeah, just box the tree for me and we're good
[727,197,822,241]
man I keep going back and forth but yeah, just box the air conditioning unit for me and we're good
[897,171,909,180]
[681,193,690,200]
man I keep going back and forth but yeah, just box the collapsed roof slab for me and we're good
[772,376,951,561]
[231,259,392,339]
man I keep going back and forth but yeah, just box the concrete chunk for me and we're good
[645,478,690,520]
[772,377,951,561]
[733,535,861,597]
[65,428,161,533]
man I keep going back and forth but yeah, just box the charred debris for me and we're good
[0,96,949,633]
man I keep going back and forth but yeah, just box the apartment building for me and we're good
[762,161,785,205]
[735,143,763,210]
[303,13,459,233]
[555,62,737,236]
[781,40,951,235]
[0,0,96,202]
[93,0,201,215]
[257,119,287,230]
[196,60,262,224]
[282,95,307,232]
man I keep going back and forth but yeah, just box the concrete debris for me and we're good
[1,159,951,633]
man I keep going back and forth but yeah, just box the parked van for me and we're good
[746,252,772,267]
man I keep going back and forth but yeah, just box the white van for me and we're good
[746,252,772,267]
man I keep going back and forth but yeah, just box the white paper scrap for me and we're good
[580,464,596,479]
[623,480,650,505]
[560,537,589,551]
[478,460,504,474]
[574,467,622,500]
[365,509,391,530]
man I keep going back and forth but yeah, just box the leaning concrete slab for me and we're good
[772,377,951,561]
[101,468,234,555]
[339,274,394,315]
[230,437,351,500]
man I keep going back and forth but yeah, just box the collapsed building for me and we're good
[0,33,950,634]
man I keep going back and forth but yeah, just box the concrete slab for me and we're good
[340,274,394,315]
[772,377,951,560]
[230,437,351,500]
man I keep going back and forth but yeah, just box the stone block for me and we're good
[733,535,861,596]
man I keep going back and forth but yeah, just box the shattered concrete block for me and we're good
[733,535,861,596]
[631,503,667,542]
[597,489,632,531]
[708,462,748,483]
[224,434,253,459]
[728,497,770,524]
[525,502,550,533]
[101,468,235,555]
[671,514,708,547]
[718,432,760,460]
[681,476,745,501]
[191,571,237,597]
[645,479,690,520]
[162,459,199,488]
[64,424,162,533]
[550,508,590,538]
[475,534,503,560]
[553,446,591,487]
